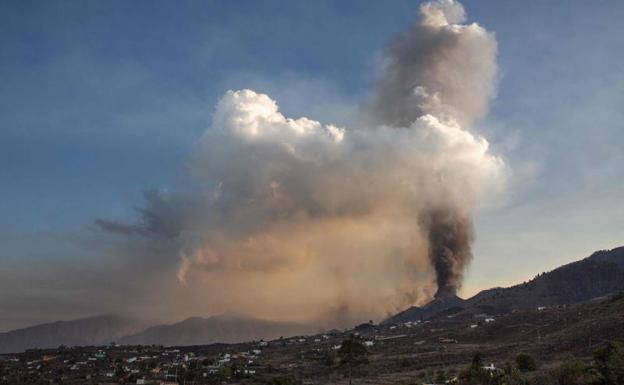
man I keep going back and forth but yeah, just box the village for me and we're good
[2,292,623,385]
[0,313,510,385]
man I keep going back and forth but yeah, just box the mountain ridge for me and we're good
[118,313,315,346]
[0,314,146,354]
[384,246,624,324]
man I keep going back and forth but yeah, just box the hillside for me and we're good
[119,314,315,346]
[0,315,145,354]
[468,246,624,313]
[386,246,624,323]
[384,294,466,324]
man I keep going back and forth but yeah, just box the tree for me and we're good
[556,358,599,385]
[338,338,368,385]
[593,340,624,385]
[503,362,528,385]
[472,353,483,370]
[460,353,497,385]
[465,352,484,381]
[218,365,232,379]
[435,369,447,383]
[516,353,537,372]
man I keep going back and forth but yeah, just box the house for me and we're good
[482,363,503,373]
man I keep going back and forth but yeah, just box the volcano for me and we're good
[384,292,466,325]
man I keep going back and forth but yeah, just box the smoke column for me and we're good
[372,0,498,298]
[98,0,505,325]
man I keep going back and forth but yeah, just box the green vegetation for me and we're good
[549,340,624,385]
[452,341,624,385]
[338,337,368,385]
[593,340,624,385]
[555,358,599,385]
[457,353,528,385]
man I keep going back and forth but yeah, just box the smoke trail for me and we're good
[421,208,474,298]
[373,0,497,297]
[96,0,505,325]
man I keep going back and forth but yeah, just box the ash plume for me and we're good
[372,0,498,298]
[96,0,505,326]
[422,208,474,299]
[372,0,496,128]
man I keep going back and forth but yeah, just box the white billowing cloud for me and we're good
[420,0,466,27]
[166,87,504,324]
[95,0,507,326]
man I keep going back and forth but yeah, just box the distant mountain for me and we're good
[119,313,314,346]
[386,246,624,324]
[0,315,146,354]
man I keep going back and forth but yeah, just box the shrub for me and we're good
[516,353,537,372]
[593,340,624,385]
[555,358,600,385]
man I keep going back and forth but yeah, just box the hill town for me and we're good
[2,247,624,385]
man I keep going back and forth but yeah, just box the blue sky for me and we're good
[1,0,623,330]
